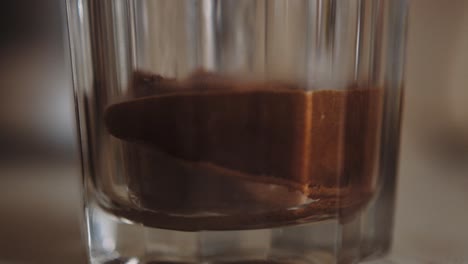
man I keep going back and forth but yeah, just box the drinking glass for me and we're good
[66,0,407,263]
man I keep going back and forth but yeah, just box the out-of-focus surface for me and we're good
[0,1,86,263]
[0,0,467,263]
[392,0,468,262]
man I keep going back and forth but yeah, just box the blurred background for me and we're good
[0,0,467,263]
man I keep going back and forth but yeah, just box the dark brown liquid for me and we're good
[102,71,382,231]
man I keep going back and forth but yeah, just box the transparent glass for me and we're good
[66,0,407,263]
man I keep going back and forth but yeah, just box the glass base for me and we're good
[86,201,388,264]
